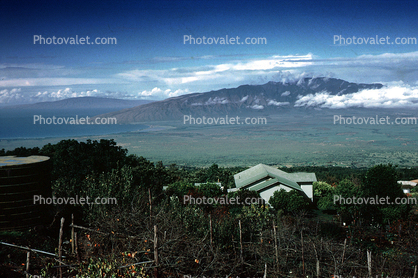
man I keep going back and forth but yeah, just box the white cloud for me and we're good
[0,88,24,103]
[137,87,189,99]
[232,54,313,71]
[294,82,418,108]
[281,91,291,96]
[115,51,418,97]
[117,54,315,87]
[33,88,97,101]
[0,87,107,104]
[268,100,290,106]
[240,95,249,102]
[205,97,229,105]
[0,84,191,104]
[250,104,264,109]
[3,51,418,104]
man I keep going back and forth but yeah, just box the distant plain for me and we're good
[1,108,417,168]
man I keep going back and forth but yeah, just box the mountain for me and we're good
[95,78,383,123]
[2,97,154,110]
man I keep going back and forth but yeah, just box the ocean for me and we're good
[0,108,147,139]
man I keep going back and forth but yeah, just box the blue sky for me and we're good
[1,0,418,105]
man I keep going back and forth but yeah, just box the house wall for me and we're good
[259,184,292,204]
[301,184,313,201]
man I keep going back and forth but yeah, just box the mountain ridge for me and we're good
[95,78,384,123]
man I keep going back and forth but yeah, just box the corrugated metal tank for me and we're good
[0,156,52,231]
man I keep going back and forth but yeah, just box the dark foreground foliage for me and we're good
[1,139,418,277]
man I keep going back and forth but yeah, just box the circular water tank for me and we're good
[0,155,51,231]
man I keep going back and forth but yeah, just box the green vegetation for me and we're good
[269,189,311,214]
[313,181,336,211]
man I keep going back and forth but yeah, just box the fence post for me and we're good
[71,214,74,254]
[75,231,80,262]
[301,230,305,277]
[26,251,30,278]
[58,217,65,278]
[341,238,347,264]
[367,249,372,277]
[273,220,279,271]
[154,225,159,278]
[149,188,152,227]
[239,220,243,264]
[210,214,213,249]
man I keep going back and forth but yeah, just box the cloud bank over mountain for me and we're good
[2,51,418,106]
[295,82,418,109]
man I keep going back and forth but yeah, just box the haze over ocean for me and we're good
[0,108,147,139]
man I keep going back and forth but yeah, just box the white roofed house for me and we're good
[397,180,417,194]
[233,164,316,204]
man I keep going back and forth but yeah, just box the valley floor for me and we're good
[1,108,417,168]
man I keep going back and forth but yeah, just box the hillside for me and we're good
[95,77,383,123]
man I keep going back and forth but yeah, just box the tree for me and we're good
[363,164,403,199]
[269,189,310,215]
[2,146,40,156]
[334,179,361,224]
[314,181,337,211]
[197,182,223,198]
[41,139,127,183]
[166,181,196,199]
[227,189,265,214]
[362,164,409,224]
[82,165,136,222]
[313,181,333,197]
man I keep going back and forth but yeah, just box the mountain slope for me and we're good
[96,78,383,123]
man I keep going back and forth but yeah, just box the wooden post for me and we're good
[367,249,372,277]
[239,220,243,263]
[413,265,417,278]
[25,251,30,278]
[316,259,320,278]
[301,230,305,277]
[341,238,347,264]
[312,241,320,278]
[75,232,80,263]
[263,263,267,278]
[71,214,74,255]
[273,220,279,270]
[154,225,159,278]
[149,188,152,227]
[232,235,236,259]
[58,217,65,278]
[209,214,213,249]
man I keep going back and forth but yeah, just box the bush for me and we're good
[269,189,311,214]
